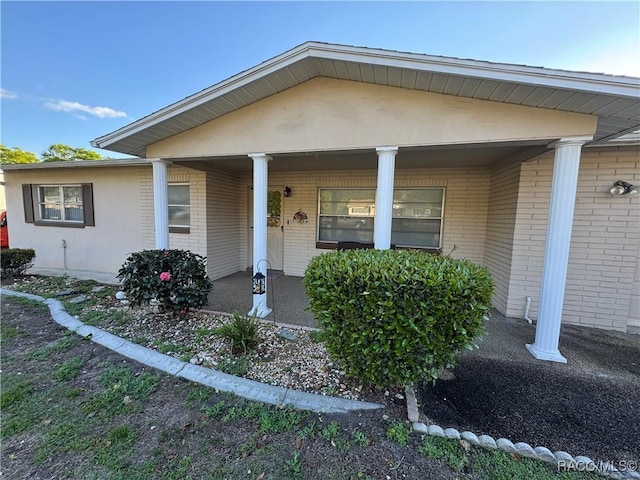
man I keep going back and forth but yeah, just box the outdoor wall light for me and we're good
[284,186,291,197]
[609,180,640,195]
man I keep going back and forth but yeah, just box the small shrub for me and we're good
[386,421,411,446]
[117,249,212,318]
[1,248,35,278]
[303,249,493,388]
[213,311,263,355]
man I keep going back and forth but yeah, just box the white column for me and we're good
[374,146,398,249]
[249,153,272,318]
[526,136,591,363]
[151,159,170,250]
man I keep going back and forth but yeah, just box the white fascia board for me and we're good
[92,41,640,150]
[308,44,640,98]
[1,158,151,170]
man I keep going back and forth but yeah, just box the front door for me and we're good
[248,187,284,271]
[266,189,283,270]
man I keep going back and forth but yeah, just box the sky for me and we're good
[1,1,639,159]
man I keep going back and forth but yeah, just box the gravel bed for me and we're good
[7,276,371,401]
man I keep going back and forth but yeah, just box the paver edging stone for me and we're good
[405,383,638,478]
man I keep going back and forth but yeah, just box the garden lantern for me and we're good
[252,271,266,295]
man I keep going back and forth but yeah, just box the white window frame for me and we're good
[168,183,190,231]
[37,184,84,224]
[317,187,445,249]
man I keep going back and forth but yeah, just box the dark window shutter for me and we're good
[22,184,34,223]
[82,184,95,226]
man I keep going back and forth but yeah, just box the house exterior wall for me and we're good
[3,167,144,274]
[240,165,492,277]
[138,164,208,262]
[507,146,640,332]
[147,77,597,158]
[483,158,522,313]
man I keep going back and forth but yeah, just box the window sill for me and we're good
[169,226,190,234]
[34,220,86,228]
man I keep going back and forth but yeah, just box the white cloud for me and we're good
[44,99,127,119]
[1,88,17,99]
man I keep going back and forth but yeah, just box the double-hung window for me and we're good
[22,183,95,227]
[318,187,444,249]
[168,184,190,233]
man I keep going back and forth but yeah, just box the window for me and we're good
[22,184,94,228]
[38,185,84,222]
[318,188,444,249]
[168,184,190,233]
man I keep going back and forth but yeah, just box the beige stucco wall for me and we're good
[507,146,640,332]
[0,171,6,211]
[148,77,597,158]
[238,165,492,277]
[3,167,145,274]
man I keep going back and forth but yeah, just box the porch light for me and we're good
[609,180,640,195]
[284,186,291,198]
[252,271,266,295]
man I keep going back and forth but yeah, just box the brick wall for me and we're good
[239,166,491,277]
[508,146,640,331]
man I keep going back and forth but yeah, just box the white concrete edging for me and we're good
[2,288,383,414]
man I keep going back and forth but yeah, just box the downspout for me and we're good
[524,296,533,324]
[61,239,67,270]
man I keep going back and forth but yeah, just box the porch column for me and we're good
[249,153,272,318]
[151,159,170,250]
[526,136,591,363]
[374,146,398,249]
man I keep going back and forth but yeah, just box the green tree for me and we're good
[41,144,103,162]
[0,145,39,164]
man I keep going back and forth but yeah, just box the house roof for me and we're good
[0,158,150,171]
[91,41,640,158]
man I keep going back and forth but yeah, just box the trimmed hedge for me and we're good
[117,249,212,319]
[303,249,493,388]
[1,248,35,278]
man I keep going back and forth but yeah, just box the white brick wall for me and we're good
[507,146,640,332]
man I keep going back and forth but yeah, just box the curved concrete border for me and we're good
[2,288,383,414]
[406,391,639,479]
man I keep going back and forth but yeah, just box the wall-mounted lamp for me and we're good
[283,186,291,198]
[609,180,640,195]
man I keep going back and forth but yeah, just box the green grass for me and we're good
[418,435,589,479]
[29,335,78,360]
[2,295,48,311]
[53,356,86,381]
[82,309,131,326]
[386,421,411,446]
[1,323,24,347]
[0,378,33,409]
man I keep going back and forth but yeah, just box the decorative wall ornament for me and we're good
[293,210,308,224]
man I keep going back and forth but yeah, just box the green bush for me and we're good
[117,249,212,319]
[214,310,263,355]
[303,249,493,388]
[1,248,35,278]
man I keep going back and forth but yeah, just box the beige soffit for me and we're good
[91,41,640,157]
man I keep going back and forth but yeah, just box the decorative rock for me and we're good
[404,386,419,422]
[190,357,204,365]
[553,451,574,464]
[460,431,479,445]
[91,286,106,293]
[120,300,130,306]
[276,330,298,342]
[54,289,75,297]
[69,295,89,304]
[575,455,597,472]
[427,425,445,437]
[478,434,497,449]
[496,438,516,453]
[534,446,556,463]
[514,442,537,458]
[115,291,127,300]
[412,422,428,434]
[444,428,460,440]
[623,470,640,480]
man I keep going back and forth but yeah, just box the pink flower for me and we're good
[160,271,172,282]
